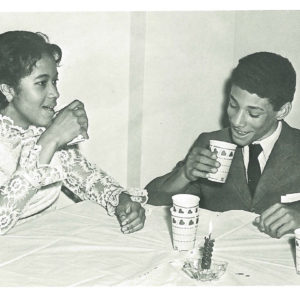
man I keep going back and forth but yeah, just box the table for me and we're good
[0,200,299,286]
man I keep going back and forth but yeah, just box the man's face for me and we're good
[227,85,280,146]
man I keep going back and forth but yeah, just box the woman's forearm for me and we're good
[36,131,59,164]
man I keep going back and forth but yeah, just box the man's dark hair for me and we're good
[231,52,296,110]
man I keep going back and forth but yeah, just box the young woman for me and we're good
[0,30,147,235]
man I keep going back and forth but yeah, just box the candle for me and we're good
[201,221,215,270]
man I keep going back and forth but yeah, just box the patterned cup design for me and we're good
[172,216,199,226]
[170,209,199,226]
[171,211,199,251]
[295,228,300,274]
[172,205,199,217]
[208,140,237,183]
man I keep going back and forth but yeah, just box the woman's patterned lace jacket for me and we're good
[0,114,147,234]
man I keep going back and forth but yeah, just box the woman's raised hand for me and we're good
[46,100,89,148]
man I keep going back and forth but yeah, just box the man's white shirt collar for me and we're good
[243,121,282,177]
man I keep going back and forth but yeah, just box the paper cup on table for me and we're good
[294,228,300,274]
[171,210,199,251]
[208,140,237,183]
[171,194,200,250]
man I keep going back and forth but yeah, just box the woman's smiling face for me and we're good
[227,85,281,146]
[5,53,59,129]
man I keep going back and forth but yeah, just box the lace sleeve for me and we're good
[0,138,65,235]
[58,148,148,215]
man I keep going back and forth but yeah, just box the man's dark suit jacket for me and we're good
[169,122,300,214]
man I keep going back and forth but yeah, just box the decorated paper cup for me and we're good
[295,228,300,274]
[171,211,199,251]
[172,194,200,208]
[208,140,237,183]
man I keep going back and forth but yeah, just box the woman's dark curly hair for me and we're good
[0,30,62,110]
[231,52,296,111]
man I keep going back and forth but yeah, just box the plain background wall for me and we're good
[1,11,300,194]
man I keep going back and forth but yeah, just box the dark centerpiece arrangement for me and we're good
[182,221,227,281]
[201,233,215,270]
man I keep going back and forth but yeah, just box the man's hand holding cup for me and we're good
[182,146,220,182]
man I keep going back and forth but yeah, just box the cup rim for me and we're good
[209,139,237,150]
[172,194,200,207]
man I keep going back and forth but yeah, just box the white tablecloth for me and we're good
[0,200,299,286]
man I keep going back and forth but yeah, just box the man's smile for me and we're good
[231,126,251,137]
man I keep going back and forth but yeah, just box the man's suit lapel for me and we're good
[253,122,296,206]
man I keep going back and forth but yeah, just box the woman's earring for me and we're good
[0,84,14,102]
[6,94,13,102]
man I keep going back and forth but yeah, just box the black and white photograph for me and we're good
[0,1,300,296]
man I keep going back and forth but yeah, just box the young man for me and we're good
[146,52,300,239]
